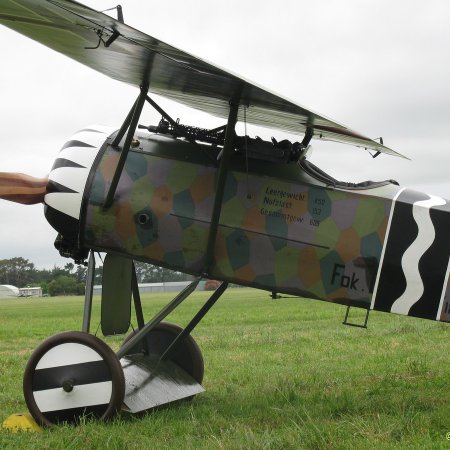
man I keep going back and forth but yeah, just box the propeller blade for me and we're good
[0,173,47,205]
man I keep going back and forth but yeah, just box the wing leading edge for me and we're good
[0,0,403,157]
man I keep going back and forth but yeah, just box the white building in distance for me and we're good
[0,285,20,298]
[19,287,43,297]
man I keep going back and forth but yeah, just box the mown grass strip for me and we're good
[0,288,448,449]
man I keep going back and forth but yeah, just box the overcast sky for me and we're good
[0,0,449,269]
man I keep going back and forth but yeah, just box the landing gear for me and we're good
[21,257,229,424]
[23,331,125,426]
[121,321,204,383]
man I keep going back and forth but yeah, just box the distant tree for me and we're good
[94,266,103,285]
[33,267,52,284]
[0,256,192,294]
[64,262,75,274]
[75,265,87,283]
[39,281,49,295]
[48,275,84,296]
[134,261,149,283]
[134,261,191,283]
[50,264,72,278]
[0,257,36,287]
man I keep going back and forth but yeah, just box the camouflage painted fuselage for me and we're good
[48,130,450,323]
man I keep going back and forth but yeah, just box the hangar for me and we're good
[0,285,19,298]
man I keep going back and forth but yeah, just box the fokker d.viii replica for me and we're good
[0,0,449,427]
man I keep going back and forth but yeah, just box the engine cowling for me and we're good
[44,125,114,261]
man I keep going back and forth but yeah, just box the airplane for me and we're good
[0,0,448,427]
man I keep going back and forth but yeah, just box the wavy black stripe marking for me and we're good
[51,158,86,170]
[60,140,95,151]
[46,180,78,194]
[409,200,450,319]
[32,360,110,391]
[373,190,428,312]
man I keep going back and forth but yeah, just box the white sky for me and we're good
[0,0,449,268]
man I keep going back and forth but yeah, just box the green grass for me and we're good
[0,288,448,449]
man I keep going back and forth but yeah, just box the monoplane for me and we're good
[0,0,448,426]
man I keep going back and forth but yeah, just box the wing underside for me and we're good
[0,0,402,157]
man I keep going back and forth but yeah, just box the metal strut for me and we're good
[203,101,240,274]
[130,262,149,354]
[82,250,95,333]
[342,305,370,329]
[104,84,148,208]
[116,277,201,359]
[131,262,145,330]
[160,281,229,361]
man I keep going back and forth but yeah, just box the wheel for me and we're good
[121,322,204,383]
[23,331,125,426]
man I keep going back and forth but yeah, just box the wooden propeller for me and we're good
[0,173,48,205]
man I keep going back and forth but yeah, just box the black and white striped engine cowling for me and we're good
[44,125,114,246]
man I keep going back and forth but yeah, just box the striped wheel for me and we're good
[23,331,125,426]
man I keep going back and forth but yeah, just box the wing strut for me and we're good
[203,100,240,274]
[104,84,148,208]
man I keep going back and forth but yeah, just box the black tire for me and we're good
[23,331,125,426]
[121,322,204,383]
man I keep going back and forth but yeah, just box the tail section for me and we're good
[371,189,450,322]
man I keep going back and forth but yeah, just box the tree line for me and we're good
[0,257,190,296]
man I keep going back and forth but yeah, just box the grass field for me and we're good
[0,288,448,449]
